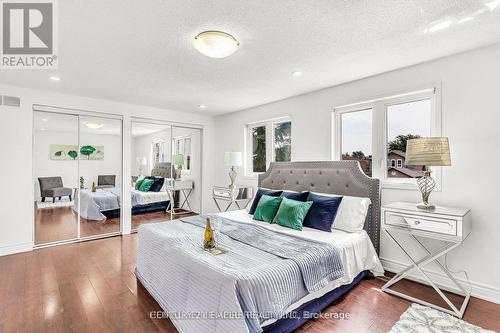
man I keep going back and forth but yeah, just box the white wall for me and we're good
[33,129,122,200]
[213,43,500,303]
[0,84,215,256]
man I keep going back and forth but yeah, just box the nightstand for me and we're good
[212,186,253,212]
[381,202,471,318]
[165,180,194,219]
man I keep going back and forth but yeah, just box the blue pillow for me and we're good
[303,193,343,232]
[280,191,309,202]
[249,188,283,214]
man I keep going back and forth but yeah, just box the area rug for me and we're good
[389,303,495,333]
[37,198,74,209]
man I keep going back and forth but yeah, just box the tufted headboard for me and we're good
[151,162,176,179]
[258,161,381,253]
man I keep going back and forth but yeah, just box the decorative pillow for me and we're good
[280,190,310,202]
[139,179,154,192]
[303,193,343,232]
[135,178,145,190]
[248,188,283,214]
[272,197,313,231]
[253,195,283,222]
[309,192,371,233]
[149,177,165,192]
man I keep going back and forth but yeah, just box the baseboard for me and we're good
[0,241,34,256]
[380,257,500,305]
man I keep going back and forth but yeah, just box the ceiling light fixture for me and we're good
[425,19,453,33]
[198,104,207,109]
[486,0,500,11]
[49,76,61,81]
[41,118,48,122]
[193,31,239,58]
[40,128,47,131]
[457,16,474,24]
[291,71,303,77]
[85,122,104,129]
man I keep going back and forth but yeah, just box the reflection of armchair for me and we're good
[38,177,72,203]
[97,175,116,189]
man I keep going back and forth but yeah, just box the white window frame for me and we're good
[245,116,292,176]
[151,140,165,169]
[172,134,192,173]
[397,159,403,168]
[332,87,442,190]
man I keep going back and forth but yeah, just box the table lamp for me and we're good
[405,137,451,209]
[224,152,242,188]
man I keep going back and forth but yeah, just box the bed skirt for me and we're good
[135,267,368,333]
[262,270,368,333]
[101,201,170,218]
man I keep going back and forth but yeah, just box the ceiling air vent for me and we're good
[0,95,21,107]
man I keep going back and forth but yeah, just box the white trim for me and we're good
[332,86,442,190]
[380,257,500,305]
[0,242,33,256]
[245,116,292,176]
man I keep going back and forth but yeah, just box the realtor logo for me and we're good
[1,0,57,69]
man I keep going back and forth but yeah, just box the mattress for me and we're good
[215,209,384,327]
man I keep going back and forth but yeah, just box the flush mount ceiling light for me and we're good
[291,71,303,77]
[193,31,239,58]
[198,104,207,109]
[49,76,61,81]
[85,122,103,129]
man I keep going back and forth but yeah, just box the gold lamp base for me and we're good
[417,202,436,210]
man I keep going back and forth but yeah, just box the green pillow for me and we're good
[272,197,313,231]
[139,179,153,192]
[253,195,283,222]
[135,178,145,190]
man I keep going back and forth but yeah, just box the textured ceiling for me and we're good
[2,0,500,115]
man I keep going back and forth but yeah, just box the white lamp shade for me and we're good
[224,152,242,166]
[136,157,147,166]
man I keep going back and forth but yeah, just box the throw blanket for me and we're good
[182,215,344,292]
[136,215,345,333]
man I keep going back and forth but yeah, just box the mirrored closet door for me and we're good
[78,115,122,238]
[131,119,202,231]
[34,111,79,244]
[33,108,122,246]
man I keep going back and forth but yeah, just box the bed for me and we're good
[136,161,383,333]
[73,163,176,221]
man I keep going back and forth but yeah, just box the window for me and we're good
[333,88,440,188]
[340,109,372,176]
[246,117,292,174]
[173,135,192,171]
[151,140,165,165]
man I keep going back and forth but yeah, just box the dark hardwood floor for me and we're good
[35,205,194,244]
[5,232,500,332]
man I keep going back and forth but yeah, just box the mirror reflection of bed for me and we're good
[130,120,202,231]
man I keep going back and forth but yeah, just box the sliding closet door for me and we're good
[131,121,172,230]
[172,126,202,214]
[34,111,79,245]
[78,116,122,238]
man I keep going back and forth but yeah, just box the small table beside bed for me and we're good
[136,161,384,333]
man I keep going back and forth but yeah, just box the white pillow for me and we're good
[310,191,371,233]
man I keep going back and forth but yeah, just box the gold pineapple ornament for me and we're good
[204,217,215,249]
[92,182,96,192]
